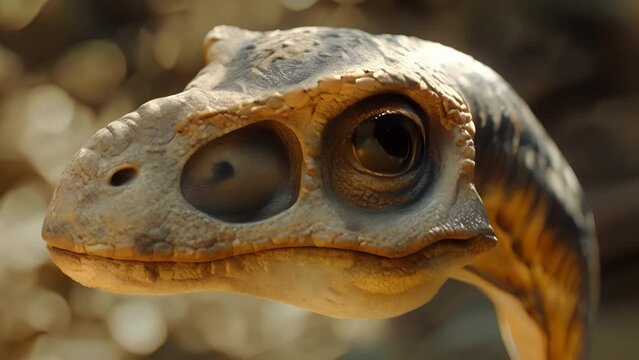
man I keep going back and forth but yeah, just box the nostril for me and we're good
[109,166,137,187]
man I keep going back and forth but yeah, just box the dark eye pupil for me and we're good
[352,113,418,174]
[212,161,235,183]
[374,117,411,158]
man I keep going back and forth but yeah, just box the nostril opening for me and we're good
[110,167,137,187]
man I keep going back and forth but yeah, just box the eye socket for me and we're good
[322,94,431,210]
[352,112,420,175]
[180,121,301,223]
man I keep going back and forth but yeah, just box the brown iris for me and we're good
[352,112,420,175]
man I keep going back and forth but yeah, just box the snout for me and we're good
[41,142,145,258]
[42,180,83,253]
[42,223,76,252]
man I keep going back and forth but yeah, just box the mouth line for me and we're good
[45,234,497,264]
[46,235,497,314]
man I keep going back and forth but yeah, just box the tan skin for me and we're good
[42,26,598,359]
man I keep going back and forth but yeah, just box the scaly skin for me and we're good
[41,26,598,359]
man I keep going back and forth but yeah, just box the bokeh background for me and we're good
[0,0,637,359]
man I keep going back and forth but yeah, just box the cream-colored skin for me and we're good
[42,26,597,359]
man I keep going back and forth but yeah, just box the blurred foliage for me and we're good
[0,0,637,359]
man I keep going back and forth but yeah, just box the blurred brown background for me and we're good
[0,0,637,359]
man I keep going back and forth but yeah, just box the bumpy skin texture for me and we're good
[42,26,598,360]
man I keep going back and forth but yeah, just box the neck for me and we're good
[453,183,593,360]
[451,267,547,359]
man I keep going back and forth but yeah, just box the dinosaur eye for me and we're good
[322,95,431,210]
[180,121,301,223]
[352,112,420,175]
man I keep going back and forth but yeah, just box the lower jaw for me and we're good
[47,236,495,319]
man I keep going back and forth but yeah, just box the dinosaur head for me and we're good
[42,26,495,319]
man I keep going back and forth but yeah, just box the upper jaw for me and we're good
[41,186,497,263]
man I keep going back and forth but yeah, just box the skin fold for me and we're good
[41,26,598,359]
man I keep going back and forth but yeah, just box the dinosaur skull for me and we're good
[42,26,495,319]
